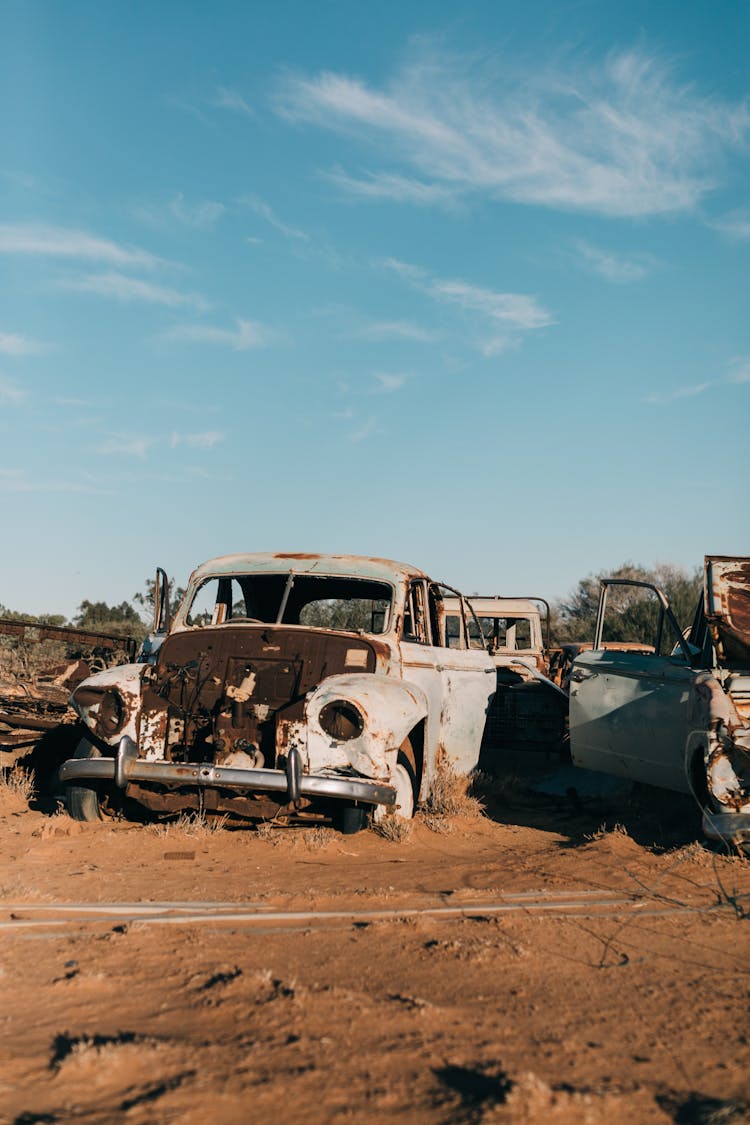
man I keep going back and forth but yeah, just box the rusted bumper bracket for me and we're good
[60,738,397,809]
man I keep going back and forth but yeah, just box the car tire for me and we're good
[374,738,418,824]
[66,736,105,822]
[333,803,369,835]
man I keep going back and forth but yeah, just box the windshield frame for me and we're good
[180,570,396,635]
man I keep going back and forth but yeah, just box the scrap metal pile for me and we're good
[0,619,136,755]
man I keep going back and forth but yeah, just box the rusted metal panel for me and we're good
[0,618,137,659]
[705,556,750,663]
[0,618,137,745]
[0,709,63,732]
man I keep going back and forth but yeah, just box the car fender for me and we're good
[70,663,147,747]
[301,673,428,780]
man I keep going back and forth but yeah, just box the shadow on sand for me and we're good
[472,751,706,853]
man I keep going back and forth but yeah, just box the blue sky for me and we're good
[1,0,748,620]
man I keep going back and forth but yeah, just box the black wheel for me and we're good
[333,803,369,835]
[66,736,104,822]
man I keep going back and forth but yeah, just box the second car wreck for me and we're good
[569,556,750,851]
[59,553,495,832]
[444,595,567,759]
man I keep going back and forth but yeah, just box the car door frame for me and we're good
[400,579,495,799]
[569,579,697,792]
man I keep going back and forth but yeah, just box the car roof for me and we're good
[189,552,428,587]
[444,595,542,616]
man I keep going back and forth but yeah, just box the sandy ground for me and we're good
[1,767,749,1125]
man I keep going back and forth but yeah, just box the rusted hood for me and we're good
[705,556,750,664]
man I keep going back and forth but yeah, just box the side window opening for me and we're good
[498,617,532,651]
[445,612,462,648]
[428,585,444,648]
[446,603,484,649]
[428,584,461,649]
[402,581,429,644]
[466,605,486,650]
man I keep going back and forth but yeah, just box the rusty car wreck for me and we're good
[569,556,750,851]
[59,553,495,832]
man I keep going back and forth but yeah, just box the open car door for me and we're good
[569,580,696,792]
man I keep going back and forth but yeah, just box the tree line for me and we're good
[0,577,186,644]
[549,561,702,646]
[0,562,703,648]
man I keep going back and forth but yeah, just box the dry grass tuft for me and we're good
[0,765,35,805]
[585,820,629,842]
[372,813,412,843]
[300,826,336,851]
[417,811,454,835]
[151,811,229,838]
[255,820,283,845]
[424,762,485,821]
[667,840,715,865]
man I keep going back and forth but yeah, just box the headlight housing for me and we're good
[98,690,125,735]
[318,700,364,741]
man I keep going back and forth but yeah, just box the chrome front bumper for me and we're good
[59,737,396,808]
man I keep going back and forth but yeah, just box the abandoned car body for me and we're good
[444,595,567,758]
[569,556,750,850]
[60,554,495,830]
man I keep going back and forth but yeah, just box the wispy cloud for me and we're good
[0,376,26,403]
[646,381,713,403]
[727,358,750,384]
[169,192,225,229]
[431,278,552,329]
[58,272,209,310]
[0,223,162,269]
[372,372,408,393]
[170,430,225,450]
[98,433,156,458]
[165,318,273,350]
[213,86,254,117]
[0,332,45,356]
[383,258,552,332]
[1,169,43,192]
[0,468,110,494]
[55,397,93,408]
[276,46,749,218]
[479,335,518,358]
[239,194,309,241]
[572,240,657,282]
[646,357,750,403]
[359,319,437,342]
[323,166,457,207]
[710,210,750,241]
[350,416,377,442]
